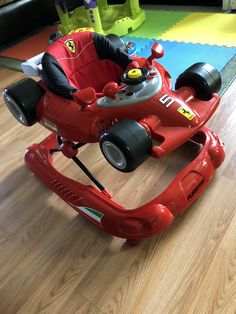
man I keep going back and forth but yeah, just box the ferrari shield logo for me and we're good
[65,39,76,53]
[177,106,196,120]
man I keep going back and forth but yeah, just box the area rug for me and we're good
[0,25,57,70]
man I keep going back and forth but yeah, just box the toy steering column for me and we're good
[121,68,150,85]
[146,42,164,70]
[102,69,150,100]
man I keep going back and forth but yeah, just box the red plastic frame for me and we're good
[13,41,224,244]
[25,126,225,244]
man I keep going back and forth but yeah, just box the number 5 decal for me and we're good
[159,94,175,108]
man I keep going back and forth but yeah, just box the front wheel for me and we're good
[100,119,152,172]
[175,63,221,101]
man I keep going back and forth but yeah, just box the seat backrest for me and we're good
[42,31,132,99]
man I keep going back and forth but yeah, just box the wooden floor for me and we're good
[0,66,236,314]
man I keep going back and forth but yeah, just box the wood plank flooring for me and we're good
[0,67,236,314]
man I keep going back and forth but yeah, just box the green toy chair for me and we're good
[55,0,145,36]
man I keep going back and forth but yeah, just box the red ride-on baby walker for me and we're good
[3,31,225,244]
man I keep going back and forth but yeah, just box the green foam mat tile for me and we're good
[129,10,190,39]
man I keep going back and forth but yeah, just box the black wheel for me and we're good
[2,78,45,126]
[175,62,222,101]
[106,34,127,53]
[100,119,152,172]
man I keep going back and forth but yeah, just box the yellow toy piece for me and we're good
[127,69,142,79]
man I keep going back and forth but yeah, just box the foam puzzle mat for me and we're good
[1,8,236,93]
[128,10,189,39]
[130,10,236,47]
[123,36,236,86]
[124,9,236,90]
[158,12,236,47]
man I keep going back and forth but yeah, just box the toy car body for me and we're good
[35,61,220,158]
[3,32,225,244]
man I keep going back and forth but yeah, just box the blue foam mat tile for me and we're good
[137,39,236,85]
[122,36,155,55]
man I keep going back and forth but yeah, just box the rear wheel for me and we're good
[175,63,221,100]
[100,119,152,172]
[3,78,44,126]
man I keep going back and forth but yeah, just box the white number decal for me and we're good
[159,94,175,108]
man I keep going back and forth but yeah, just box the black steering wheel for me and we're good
[121,68,150,85]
